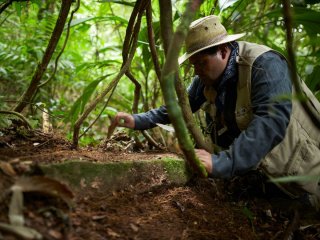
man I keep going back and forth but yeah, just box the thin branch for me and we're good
[0,0,13,15]
[125,70,164,150]
[146,3,161,81]
[78,84,117,139]
[141,130,165,150]
[4,100,63,119]
[122,0,143,63]
[0,110,32,129]
[125,71,141,114]
[175,73,214,153]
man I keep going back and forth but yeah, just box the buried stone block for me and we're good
[40,157,190,191]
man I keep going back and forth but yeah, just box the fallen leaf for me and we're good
[48,229,62,239]
[13,176,74,207]
[90,177,102,189]
[156,123,175,133]
[107,228,120,238]
[0,223,42,239]
[80,178,87,188]
[173,200,185,212]
[130,223,139,232]
[92,215,107,221]
[0,161,17,177]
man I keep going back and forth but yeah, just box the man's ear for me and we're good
[219,44,229,59]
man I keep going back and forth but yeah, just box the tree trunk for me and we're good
[14,0,73,113]
[160,0,207,177]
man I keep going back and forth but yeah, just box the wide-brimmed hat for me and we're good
[178,15,245,64]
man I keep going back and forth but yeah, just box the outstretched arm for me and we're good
[113,76,206,130]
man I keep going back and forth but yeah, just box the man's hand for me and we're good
[195,149,213,175]
[112,112,135,129]
[107,112,135,139]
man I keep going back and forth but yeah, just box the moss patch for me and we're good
[40,157,191,191]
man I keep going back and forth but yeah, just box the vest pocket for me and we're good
[235,107,252,131]
[262,118,320,197]
[286,135,320,196]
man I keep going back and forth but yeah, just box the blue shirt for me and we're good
[133,43,292,178]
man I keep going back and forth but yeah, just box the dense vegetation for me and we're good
[0,0,319,148]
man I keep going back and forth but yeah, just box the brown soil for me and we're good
[0,128,319,240]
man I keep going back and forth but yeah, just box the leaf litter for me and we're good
[0,128,319,239]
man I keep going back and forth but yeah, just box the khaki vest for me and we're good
[204,41,320,200]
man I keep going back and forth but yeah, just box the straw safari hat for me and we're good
[178,15,245,64]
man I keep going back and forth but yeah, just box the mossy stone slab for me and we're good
[40,157,190,191]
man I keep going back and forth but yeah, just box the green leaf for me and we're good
[306,65,320,91]
[31,0,42,8]
[67,16,128,29]
[66,79,102,125]
[13,2,22,17]
[242,207,254,221]
[97,0,135,7]
[76,60,120,72]
[265,7,320,35]
[219,0,241,12]
[80,80,102,113]
[305,0,320,4]
[270,175,320,183]
[293,7,320,36]
[104,106,118,117]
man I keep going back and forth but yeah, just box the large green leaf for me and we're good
[67,16,128,29]
[219,0,241,12]
[306,65,320,91]
[304,0,320,4]
[76,60,121,72]
[66,79,103,125]
[265,7,320,35]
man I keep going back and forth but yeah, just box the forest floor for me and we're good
[0,127,319,240]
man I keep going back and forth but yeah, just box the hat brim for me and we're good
[178,33,246,65]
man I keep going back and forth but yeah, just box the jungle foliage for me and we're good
[0,0,319,149]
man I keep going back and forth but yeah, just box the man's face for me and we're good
[189,50,226,87]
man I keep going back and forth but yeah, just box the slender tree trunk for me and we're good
[175,76,214,153]
[158,0,173,56]
[160,0,214,153]
[14,0,73,113]
[160,0,207,177]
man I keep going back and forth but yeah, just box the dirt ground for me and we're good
[0,127,319,240]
